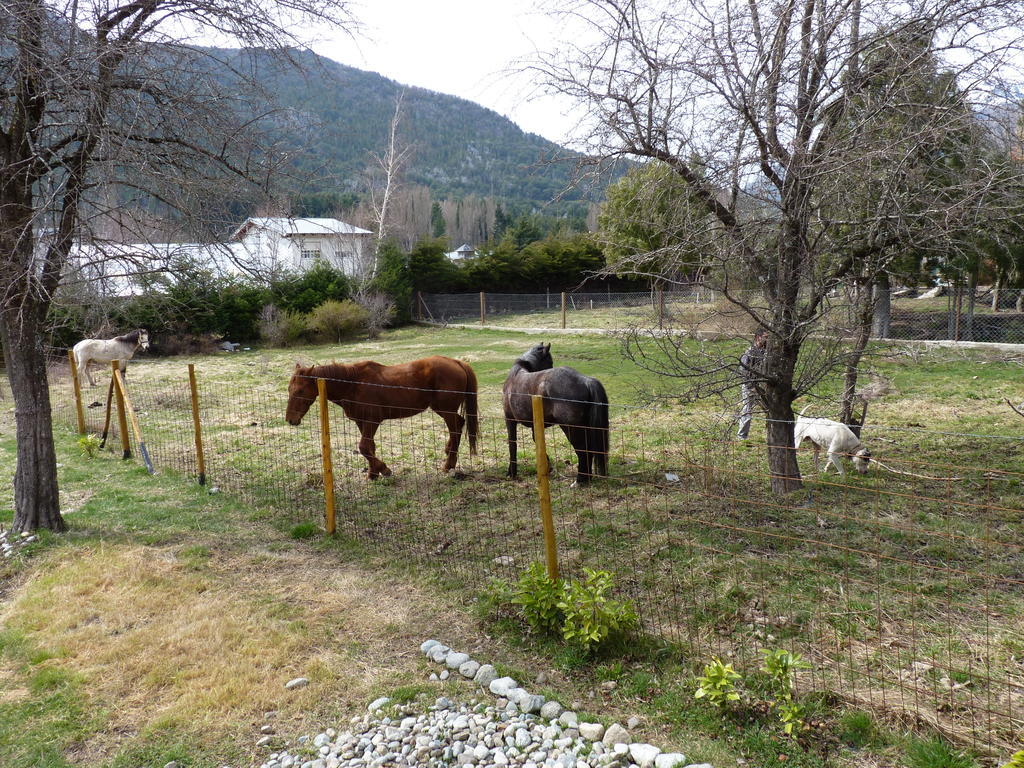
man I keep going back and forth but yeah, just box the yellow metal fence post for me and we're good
[317,378,336,535]
[111,361,131,459]
[531,394,559,581]
[480,291,486,326]
[188,364,206,485]
[68,350,86,434]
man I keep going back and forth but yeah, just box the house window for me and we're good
[300,248,322,260]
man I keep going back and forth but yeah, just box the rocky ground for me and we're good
[255,640,712,768]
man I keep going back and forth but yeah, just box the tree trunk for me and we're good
[761,337,802,494]
[964,267,977,341]
[0,304,66,533]
[841,278,877,426]
[871,272,890,338]
[764,398,802,494]
[991,271,1001,312]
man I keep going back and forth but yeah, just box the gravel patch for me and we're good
[257,640,711,768]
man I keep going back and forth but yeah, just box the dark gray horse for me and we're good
[502,342,610,485]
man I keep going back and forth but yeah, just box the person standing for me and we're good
[737,329,768,440]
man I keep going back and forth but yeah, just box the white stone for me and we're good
[446,651,471,669]
[579,723,605,742]
[367,697,391,712]
[420,639,441,654]
[285,677,309,690]
[558,711,578,728]
[654,754,687,768]
[602,724,630,747]
[628,743,660,768]
[460,660,481,678]
[429,645,451,663]
[489,677,518,697]
[540,701,563,720]
[474,664,498,688]
[682,764,714,768]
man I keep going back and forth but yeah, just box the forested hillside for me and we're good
[214,47,590,208]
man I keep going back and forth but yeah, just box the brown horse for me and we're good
[285,357,478,479]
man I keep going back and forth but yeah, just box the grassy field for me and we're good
[2,324,1023,766]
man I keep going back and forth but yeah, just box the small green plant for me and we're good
[776,699,807,737]
[694,657,742,708]
[1000,751,1024,768]
[77,434,101,458]
[512,562,565,634]
[761,648,810,736]
[289,522,319,539]
[905,736,976,768]
[558,568,638,652]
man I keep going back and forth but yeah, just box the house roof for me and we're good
[232,217,372,240]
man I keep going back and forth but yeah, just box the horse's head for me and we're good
[137,330,150,351]
[285,364,318,425]
[517,342,553,372]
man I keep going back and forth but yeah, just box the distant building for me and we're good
[446,243,476,261]
[232,217,373,276]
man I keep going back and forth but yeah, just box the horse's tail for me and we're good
[459,361,479,455]
[586,377,610,476]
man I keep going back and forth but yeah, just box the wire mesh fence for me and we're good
[420,288,1024,344]
[38,354,1024,754]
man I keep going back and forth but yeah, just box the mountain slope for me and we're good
[220,48,587,205]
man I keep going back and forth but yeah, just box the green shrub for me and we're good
[694,658,742,708]
[1000,751,1024,768]
[512,562,565,635]
[258,304,309,347]
[558,568,638,651]
[760,648,811,737]
[905,737,976,768]
[77,434,101,459]
[308,300,368,343]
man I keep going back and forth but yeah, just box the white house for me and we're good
[446,243,476,261]
[231,217,373,277]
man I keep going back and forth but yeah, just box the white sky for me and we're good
[305,0,580,145]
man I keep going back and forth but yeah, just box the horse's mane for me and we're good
[514,345,552,373]
[115,329,144,344]
[307,361,364,381]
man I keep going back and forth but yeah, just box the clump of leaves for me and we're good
[513,562,565,634]
[1001,751,1024,768]
[695,657,742,708]
[77,434,101,458]
[761,648,811,737]
[558,568,638,652]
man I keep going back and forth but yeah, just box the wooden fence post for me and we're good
[111,361,131,459]
[479,291,486,326]
[317,378,336,535]
[417,291,423,321]
[68,350,86,435]
[187,364,206,485]
[113,367,153,474]
[531,394,559,581]
[657,286,665,329]
[560,292,567,329]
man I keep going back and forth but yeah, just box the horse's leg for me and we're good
[84,359,97,387]
[506,419,518,478]
[436,407,464,473]
[357,420,391,479]
[561,424,591,486]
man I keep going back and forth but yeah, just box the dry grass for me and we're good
[0,541,485,763]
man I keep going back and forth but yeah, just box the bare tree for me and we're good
[539,0,1024,492]
[1,0,356,531]
[362,90,413,284]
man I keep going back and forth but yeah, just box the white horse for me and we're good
[72,329,150,387]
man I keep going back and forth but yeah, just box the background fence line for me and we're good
[419,288,1024,345]
[22,354,1024,753]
